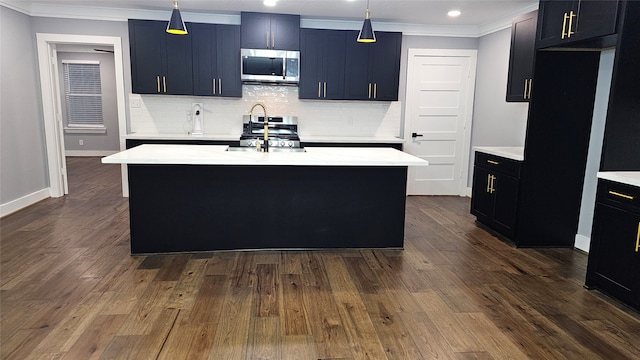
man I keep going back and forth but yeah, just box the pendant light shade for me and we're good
[357,1,376,43]
[166,0,187,35]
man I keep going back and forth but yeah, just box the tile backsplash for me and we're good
[129,85,401,138]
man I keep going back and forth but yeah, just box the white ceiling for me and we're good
[10,0,538,28]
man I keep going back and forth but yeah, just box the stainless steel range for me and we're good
[239,115,301,150]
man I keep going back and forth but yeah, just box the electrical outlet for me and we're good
[79,139,84,146]
[130,97,141,108]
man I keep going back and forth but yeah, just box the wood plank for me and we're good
[209,287,253,360]
[280,274,310,335]
[246,317,281,360]
[253,263,279,317]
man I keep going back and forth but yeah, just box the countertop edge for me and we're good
[597,171,640,188]
[473,146,525,161]
[124,133,405,144]
[102,144,428,167]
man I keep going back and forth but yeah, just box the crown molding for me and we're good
[1,0,538,38]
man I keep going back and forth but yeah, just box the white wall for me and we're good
[0,6,49,211]
[468,28,530,186]
[575,49,615,252]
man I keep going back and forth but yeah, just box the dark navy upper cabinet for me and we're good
[241,12,300,50]
[299,29,347,100]
[344,31,402,101]
[536,0,620,49]
[129,19,193,95]
[191,23,242,97]
[506,10,538,102]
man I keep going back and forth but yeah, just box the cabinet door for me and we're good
[470,166,495,221]
[537,0,619,48]
[216,25,242,97]
[492,174,519,238]
[323,30,346,99]
[191,23,217,96]
[270,13,300,50]
[344,31,372,100]
[129,20,166,94]
[536,0,575,48]
[299,29,325,99]
[369,32,402,101]
[506,10,537,102]
[586,203,640,305]
[572,1,619,42]
[241,12,271,49]
[164,31,193,95]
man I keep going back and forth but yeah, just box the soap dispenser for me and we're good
[192,103,204,135]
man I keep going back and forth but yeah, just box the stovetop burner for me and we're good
[240,115,300,148]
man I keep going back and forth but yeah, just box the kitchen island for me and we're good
[102,145,428,254]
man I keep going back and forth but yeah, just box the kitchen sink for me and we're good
[226,147,306,153]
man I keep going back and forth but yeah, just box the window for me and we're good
[62,60,106,133]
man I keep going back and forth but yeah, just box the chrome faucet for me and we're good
[249,103,268,152]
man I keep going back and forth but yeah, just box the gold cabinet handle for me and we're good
[324,82,327,98]
[163,76,167,93]
[212,79,216,95]
[266,31,270,48]
[318,82,321,98]
[528,79,533,99]
[608,191,634,200]
[486,174,491,193]
[368,83,372,99]
[567,11,576,38]
[490,175,496,194]
[636,222,640,252]
[524,79,528,99]
[561,12,568,39]
[374,83,377,99]
[219,78,222,94]
[156,76,161,93]
[272,32,275,49]
[487,160,499,165]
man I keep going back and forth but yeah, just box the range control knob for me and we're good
[288,142,294,147]
[280,141,286,147]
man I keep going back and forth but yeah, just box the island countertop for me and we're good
[102,144,428,167]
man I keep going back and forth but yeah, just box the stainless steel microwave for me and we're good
[240,48,300,85]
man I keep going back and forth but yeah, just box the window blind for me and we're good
[62,62,104,128]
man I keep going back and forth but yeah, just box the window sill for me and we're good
[64,126,106,134]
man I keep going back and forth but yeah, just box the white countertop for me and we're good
[474,146,524,161]
[102,144,428,167]
[597,172,640,188]
[124,133,404,144]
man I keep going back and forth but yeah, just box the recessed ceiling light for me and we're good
[264,0,277,6]
[448,10,461,17]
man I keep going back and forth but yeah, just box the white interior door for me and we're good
[404,49,477,195]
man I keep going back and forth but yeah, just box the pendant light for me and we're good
[357,0,376,43]
[166,0,187,35]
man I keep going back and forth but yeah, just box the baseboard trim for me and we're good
[466,187,472,197]
[0,188,50,218]
[65,150,117,157]
[574,234,590,253]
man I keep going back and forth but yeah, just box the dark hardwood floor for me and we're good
[1,157,639,359]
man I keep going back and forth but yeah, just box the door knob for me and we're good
[412,133,423,138]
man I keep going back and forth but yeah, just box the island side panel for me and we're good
[127,164,408,253]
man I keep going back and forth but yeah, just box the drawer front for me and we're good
[598,179,640,213]
[474,151,522,178]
